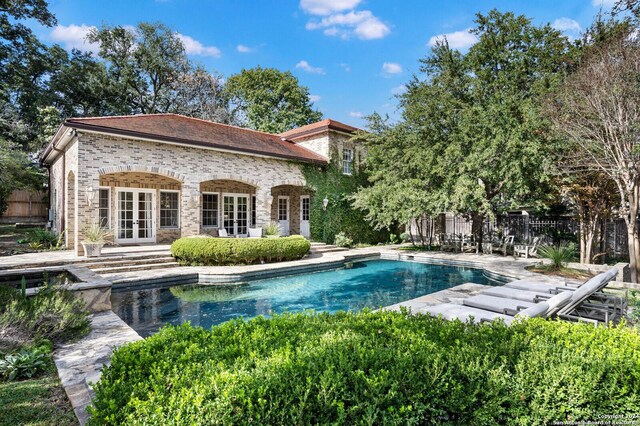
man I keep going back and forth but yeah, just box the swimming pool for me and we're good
[111,259,498,337]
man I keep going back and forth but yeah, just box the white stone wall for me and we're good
[294,131,365,171]
[72,132,308,254]
[48,137,78,248]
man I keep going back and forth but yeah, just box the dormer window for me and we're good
[343,148,354,175]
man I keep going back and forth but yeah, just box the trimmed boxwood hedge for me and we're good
[170,235,311,265]
[88,312,640,425]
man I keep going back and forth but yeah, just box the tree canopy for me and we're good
[354,10,573,241]
[225,66,322,133]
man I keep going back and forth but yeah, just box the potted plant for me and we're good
[263,222,282,238]
[81,222,111,257]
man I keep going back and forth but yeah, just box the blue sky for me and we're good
[37,0,615,128]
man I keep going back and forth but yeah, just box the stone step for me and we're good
[83,256,176,269]
[311,245,348,253]
[91,262,179,274]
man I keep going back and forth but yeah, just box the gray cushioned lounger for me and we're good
[505,280,575,294]
[481,287,541,302]
[423,303,511,324]
[463,295,535,315]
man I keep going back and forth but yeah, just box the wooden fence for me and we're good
[0,190,48,223]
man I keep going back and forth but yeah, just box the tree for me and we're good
[225,66,322,133]
[559,173,617,263]
[355,10,572,245]
[549,22,640,281]
[87,22,230,120]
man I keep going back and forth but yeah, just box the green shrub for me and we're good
[334,232,353,248]
[0,286,90,351]
[538,243,576,270]
[263,222,282,237]
[88,312,640,425]
[170,235,311,266]
[25,229,64,250]
[0,344,51,381]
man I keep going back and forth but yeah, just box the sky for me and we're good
[35,0,617,128]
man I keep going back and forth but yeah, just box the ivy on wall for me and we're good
[302,162,390,245]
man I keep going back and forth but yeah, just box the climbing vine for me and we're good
[302,162,390,245]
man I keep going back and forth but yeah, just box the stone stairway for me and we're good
[310,242,349,255]
[82,254,179,274]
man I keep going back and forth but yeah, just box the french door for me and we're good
[300,196,310,238]
[278,196,290,236]
[223,194,248,237]
[116,189,156,244]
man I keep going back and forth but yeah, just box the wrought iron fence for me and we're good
[409,213,633,260]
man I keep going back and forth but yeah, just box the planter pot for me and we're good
[82,242,104,258]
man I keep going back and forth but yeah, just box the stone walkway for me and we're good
[53,311,142,425]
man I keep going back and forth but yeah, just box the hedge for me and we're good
[88,312,640,425]
[170,235,311,266]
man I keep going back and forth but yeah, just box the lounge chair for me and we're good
[504,279,575,294]
[463,295,535,315]
[555,268,625,325]
[481,287,544,303]
[218,228,229,237]
[463,290,572,317]
[425,290,574,325]
[422,303,512,324]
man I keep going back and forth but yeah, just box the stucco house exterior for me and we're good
[40,114,362,255]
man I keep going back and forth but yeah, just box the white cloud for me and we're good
[295,60,326,74]
[309,94,321,102]
[553,17,581,32]
[237,44,254,53]
[391,84,407,95]
[382,62,402,75]
[349,111,364,118]
[592,0,616,7]
[428,28,478,50]
[300,0,361,15]
[306,10,390,40]
[50,24,99,53]
[176,33,221,58]
[340,63,351,72]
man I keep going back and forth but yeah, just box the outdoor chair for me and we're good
[463,290,572,318]
[247,228,262,238]
[513,236,540,258]
[492,235,514,256]
[461,234,477,253]
[554,268,625,325]
[423,289,574,325]
[217,228,229,237]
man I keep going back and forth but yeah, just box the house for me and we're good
[40,114,362,255]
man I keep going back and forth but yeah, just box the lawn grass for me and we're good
[0,367,77,426]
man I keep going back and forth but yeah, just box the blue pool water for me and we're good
[111,259,497,337]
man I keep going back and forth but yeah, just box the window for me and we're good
[301,197,310,221]
[202,193,218,227]
[160,191,179,228]
[99,188,110,228]
[278,197,288,221]
[251,195,257,227]
[343,148,354,175]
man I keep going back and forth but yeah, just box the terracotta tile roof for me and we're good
[59,113,328,164]
[279,118,361,141]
